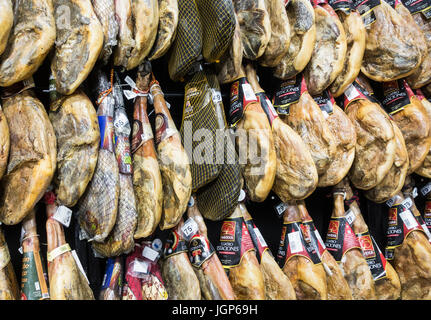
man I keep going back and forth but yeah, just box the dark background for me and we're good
[2,55,430,299]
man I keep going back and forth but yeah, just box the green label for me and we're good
[21,251,49,300]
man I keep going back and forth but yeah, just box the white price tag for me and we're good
[18,246,23,255]
[133,259,149,274]
[386,196,396,207]
[35,282,40,291]
[344,84,360,101]
[53,206,72,227]
[400,210,419,229]
[242,83,257,102]
[71,250,89,284]
[275,203,287,218]
[265,98,278,118]
[79,227,90,241]
[211,89,222,104]
[401,197,413,210]
[288,231,303,254]
[412,187,418,199]
[114,112,129,129]
[124,76,137,89]
[421,182,431,196]
[123,90,137,100]
[20,226,25,243]
[345,209,356,226]
[253,228,267,247]
[181,218,199,240]
[142,246,159,262]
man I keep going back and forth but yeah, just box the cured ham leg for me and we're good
[45,192,94,300]
[132,65,163,239]
[277,202,328,300]
[150,75,192,230]
[0,0,56,87]
[327,187,376,299]
[161,219,202,300]
[0,227,19,300]
[0,101,9,180]
[187,196,235,300]
[20,209,49,300]
[0,0,13,56]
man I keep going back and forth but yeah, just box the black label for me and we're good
[276,221,321,269]
[384,0,397,7]
[401,0,431,18]
[425,201,431,232]
[356,231,387,280]
[256,92,279,126]
[328,0,353,12]
[229,77,258,126]
[272,75,307,115]
[381,80,413,115]
[325,216,361,262]
[216,217,255,268]
[188,234,215,268]
[385,203,423,260]
[352,0,381,26]
[163,231,189,259]
[339,80,374,110]
[312,90,335,115]
[302,220,326,258]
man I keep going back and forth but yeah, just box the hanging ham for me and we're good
[187,196,236,300]
[48,83,100,208]
[161,218,202,300]
[132,65,163,239]
[328,0,366,97]
[77,69,120,242]
[296,201,353,300]
[342,179,402,300]
[0,0,56,87]
[274,0,316,79]
[304,0,347,95]
[0,227,19,300]
[232,0,271,60]
[45,192,94,300]
[311,90,356,187]
[245,65,318,201]
[150,75,192,230]
[327,186,377,299]
[216,192,266,300]
[340,80,396,190]
[355,0,423,82]
[415,89,431,178]
[277,201,328,300]
[0,101,9,180]
[148,0,179,60]
[0,0,13,56]
[0,85,56,225]
[92,0,119,65]
[259,0,290,67]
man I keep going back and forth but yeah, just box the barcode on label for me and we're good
[344,84,360,101]
[254,228,267,248]
[142,246,159,262]
[421,182,431,196]
[53,205,72,228]
[314,230,326,250]
[181,218,199,240]
[288,231,302,254]
[400,210,418,229]
[35,282,40,291]
[242,84,257,101]
[345,209,356,226]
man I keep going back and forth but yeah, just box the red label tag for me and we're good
[325,216,361,262]
[415,89,426,101]
[342,81,371,110]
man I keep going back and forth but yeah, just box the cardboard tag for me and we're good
[345,209,356,226]
[399,210,419,230]
[274,202,288,218]
[386,196,396,208]
[142,246,159,262]
[181,218,199,240]
[133,259,149,274]
[421,182,431,196]
[53,206,72,227]
[401,197,413,210]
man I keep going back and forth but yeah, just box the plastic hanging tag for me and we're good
[53,206,72,228]
[345,209,356,226]
[274,202,288,218]
[421,182,431,196]
[124,76,137,89]
[79,227,90,241]
[142,246,159,262]
[18,246,23,255]
[412,187,418,199]
[386,196,396,208]
[132,259,149,274]
[401,197,413,210]
[181,218,199,241]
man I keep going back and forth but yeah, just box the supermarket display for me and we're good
[3,0,431,301]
